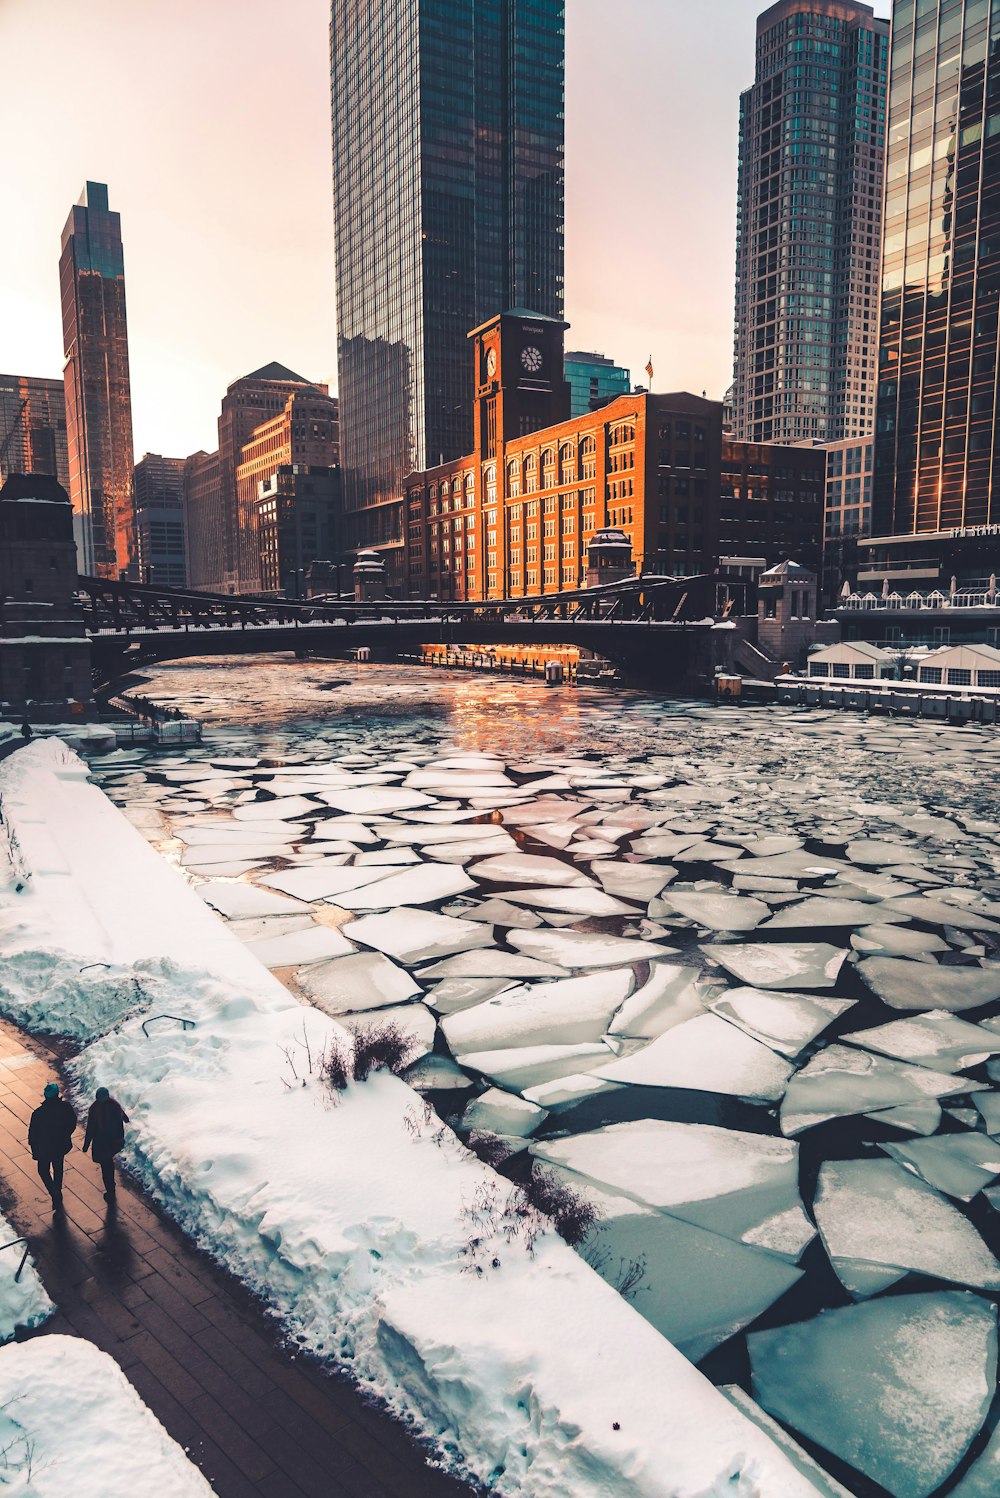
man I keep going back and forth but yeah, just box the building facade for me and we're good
[401,311,723,600]
[59,182,136,579]
[132,454,187,588]
[235,386,340,591]
[719,438,826,575]
[182,364,332,593]
[564,351,632,416]
[872,0,1000,568]
[330,0,565,567]
[182,451,224,592]
[733,1,889,445]
[0,376,70,491]
[255,466,342,597]
[0,474,93,722]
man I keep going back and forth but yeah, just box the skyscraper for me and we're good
[330,0,565,584]
[564,352,632,416]
[732,1,889,445]
[133,454,187,588]
[60,182,136,578]
[0,376,70,491]
[873,0,1000,546]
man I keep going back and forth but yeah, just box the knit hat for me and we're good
[96,1087,110,1101]
[43,1083,59,1099]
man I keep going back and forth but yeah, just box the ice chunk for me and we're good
[467,852,593,888]
[432,836,520,862]
[842,1012,1000,1073]
[590,862,677,900]
[419,950,568,979]
[594,1013,793,1101]
[199,883,307,919]
[710,988,853,1058]
[701,942,847,991]
[455,1042,613,1092]
[461,1088,548,1138]
[608,964,706,1039]
[260,860,409,902]
[353,848,422,865]
[858,956,1000,1013]
[338,1003,436,1059]
[781,1044,983,1136]
[864,1101,943,1135]
[526,822,579,850]
[531,1119,814,1258]
[765,896,910,930]
[342,909,493,964]
[441,970,633,1053]
[881,896,1000,934]
[851,925,949,956]
[948,1413,1000,1497]
[493,887,638,917]
[401,1054,472,1092]
[749,1293,998,1498]
[246,925,355,968]
[455,898,543,929]
[508,929,673,970]
[715,852,843,879]
[521,1073,624,1110]
[299,950,422,1012]
[333,863,475,911]
[662,892,769,931]
[846,838,925,866]
[424,978,519,1015]
[319,787,436,815]
[974,1094,1000,1132]
[311,821,380,845]
[553,1176,801,1365]
[883,1134,1000,1202]
[814,1158,1000,1292]
[232,796,317,821]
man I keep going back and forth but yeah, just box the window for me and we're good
[854,664,875,680]
[809,662,830,677]
[947,669,972,686]
[920,667,943,684]
[832,663,851,679]
[977,671,1000,688]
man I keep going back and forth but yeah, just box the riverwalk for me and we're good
[0,1019,476,1498]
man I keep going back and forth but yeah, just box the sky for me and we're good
[0,0,890,462]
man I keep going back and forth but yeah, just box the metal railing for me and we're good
[0,1237,31,1283]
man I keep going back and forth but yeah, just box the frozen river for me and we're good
[94,656,1000,1498]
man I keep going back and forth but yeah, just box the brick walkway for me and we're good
[0,1020,479,1498]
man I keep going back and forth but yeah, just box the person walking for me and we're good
[28,1082,76,1209]
[19,717,32,742]
[83,1087,129,1200]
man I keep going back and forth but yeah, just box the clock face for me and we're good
[486,347,497,378]
[521,345,543,374]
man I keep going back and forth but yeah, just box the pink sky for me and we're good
[0,0,888,461]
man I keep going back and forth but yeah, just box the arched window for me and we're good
[507,459,521,497]
[541,448,556,485]
[524,453,539,492]
[559,442,576,484]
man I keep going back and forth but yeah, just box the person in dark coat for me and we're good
[28,1082,76,1208]
[83,1087,129,1200]
[19,718,31,742]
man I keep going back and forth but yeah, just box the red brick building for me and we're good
[393,311,723,600]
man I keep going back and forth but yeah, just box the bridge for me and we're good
[80,574,742,687]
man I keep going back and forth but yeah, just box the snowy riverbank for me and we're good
[0,738,823,1498]
[0,1336,214,1496]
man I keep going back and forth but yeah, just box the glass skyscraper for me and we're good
[564,351,632,416]
[874,0,1000,539]
[60,182,136,578]
[330,0,565,571]
[733,1,889,446]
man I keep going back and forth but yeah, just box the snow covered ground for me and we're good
[0,1336,213,1496]
[0,738,825,1498]
[0,1209,51,1343]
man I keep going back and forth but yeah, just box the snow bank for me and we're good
[0,741,824,1498]
[0,1209,51,1342]
[0,1335,213,1496]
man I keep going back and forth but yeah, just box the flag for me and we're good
[645,356,654,383]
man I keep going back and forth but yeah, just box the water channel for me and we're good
[92,656,1000,1498]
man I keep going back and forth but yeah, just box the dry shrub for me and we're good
[526,1168,602,1246]
[352,1021,417,1083]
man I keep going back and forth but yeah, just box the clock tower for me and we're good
[469,309,570,462]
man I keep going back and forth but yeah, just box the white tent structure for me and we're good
[917,642,1000,689]
[806,641,896,681]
